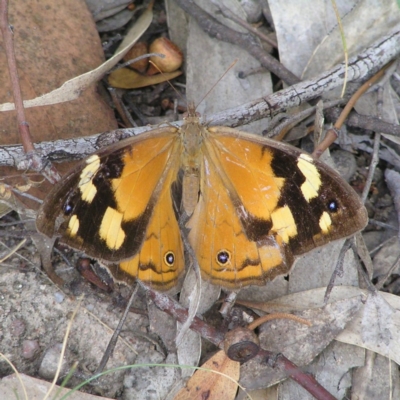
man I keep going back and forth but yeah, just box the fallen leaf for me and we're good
[108,68,182,89]
[0,373,113,399]
[174,350,240,400]
[337,290,400,365]
[257,294,362,366]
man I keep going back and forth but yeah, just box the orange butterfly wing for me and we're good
[108,153,184,288]
[186,126,367,288]
[37,127,185,289]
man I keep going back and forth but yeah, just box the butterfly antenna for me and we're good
[149,60,185,103]
[195,59,238,109]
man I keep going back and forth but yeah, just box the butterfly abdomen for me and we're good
[182,171,200,216]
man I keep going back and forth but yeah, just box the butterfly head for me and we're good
[183,102,201,122]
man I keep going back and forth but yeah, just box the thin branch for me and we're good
[326,108,400,136]
[262,350,337,400]
[108,88,136,128]
[0,0,34,153]
[94,285,139,375]
[312,61,394,158]
[247,313,311,330]
[0,0,60,183]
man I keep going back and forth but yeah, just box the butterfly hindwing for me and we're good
[186,153,293,288]
[108,155,185,288]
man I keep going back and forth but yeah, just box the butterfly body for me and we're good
[37,106,368,290]
[180,107,205,215]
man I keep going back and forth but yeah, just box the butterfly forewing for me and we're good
[37,127,182,265]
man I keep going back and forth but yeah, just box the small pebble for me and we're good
[54,292,65,303]
[38,343,69,380]
[21,340,40,359]
[12,280,24,293]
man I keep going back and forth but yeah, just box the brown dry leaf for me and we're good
[256,295,362,366]
[108,67,182,89]
[0,0,117,145]
[174,350,240,400]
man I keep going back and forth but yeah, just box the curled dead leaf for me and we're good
[108,68,182,89]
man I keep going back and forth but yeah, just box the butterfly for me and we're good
[36,104,368,290]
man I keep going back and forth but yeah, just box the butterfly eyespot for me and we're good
[164,251,175,266]
[216,250,231,266]
[327,200,339,213]
[63,201,74,216]
[63,191,80,216]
